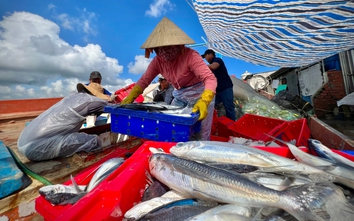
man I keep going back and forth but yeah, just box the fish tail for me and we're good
[280,182,349,221]
[70,174,83,193]
[145,169,153,185]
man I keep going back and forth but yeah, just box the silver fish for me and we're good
[308,139,354,169]
[243,172,310,191]
[149,153,354,221]
[86,157,125,192]
[39,184,86,205]
[119,103,183,112]
[261,209,297,221]
[124,190,188,221]
[140,205,214,221]
[186,204,253,221]
[268,136,354,189]
[169,141,336,183]
[39,157,125,205]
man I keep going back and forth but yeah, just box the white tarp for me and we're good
[337,92,354,107]
[191,0,354,67]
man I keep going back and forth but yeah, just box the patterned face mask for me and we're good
[155,45,182,61]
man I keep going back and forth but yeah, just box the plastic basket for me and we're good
[104,106,201,142]
[39,141,354,221]
[35,138,144,221]
[216,116,235,138]
[114,83,144,103]
[274,118,311,147]
[211,110,218,136]
[53,141,176,221]
[210,135,229,142]
[227,114,287,141]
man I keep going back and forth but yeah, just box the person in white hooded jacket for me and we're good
[18,83,113,161]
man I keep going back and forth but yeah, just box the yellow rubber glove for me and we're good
[192,89,215,121]
[120,85,143,105]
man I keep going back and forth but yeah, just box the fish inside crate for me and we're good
[44,140,354,221]
[47,141,176,221]
[34,139,142,221]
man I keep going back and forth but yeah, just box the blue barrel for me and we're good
[0,141,31,199]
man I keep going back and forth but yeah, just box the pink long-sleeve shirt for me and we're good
[137,47,217,94]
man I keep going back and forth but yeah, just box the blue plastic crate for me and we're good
[341,150,354,156]
[104,106,201,142]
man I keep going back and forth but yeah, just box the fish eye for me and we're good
[176,142,184,147]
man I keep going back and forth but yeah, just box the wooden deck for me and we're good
[0,99,144,220]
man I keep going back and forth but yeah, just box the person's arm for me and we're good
[152,88,158,97]
[188,50,217,120]
[136,58,160,90]
[208,61,220,71]
[164,86,174,104]
[188,50,217,93]
[121,59,159,105]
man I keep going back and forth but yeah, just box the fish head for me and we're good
[149,153,170,174]
[169,141,198,157]
[149,153,161,171]
[39,184,65,197]
[149,147,165,154]
[308,139,322,150]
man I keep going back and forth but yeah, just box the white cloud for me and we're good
[27,88,35,97]
[145,0,175,17]
[51,80,64,94]
[0,12,126,100]
[15,85,26,92]
[104,78,134,95]
[128,55,152,74]
[0,86,12,95]
[57,13,74,30]
[48,4,56,10]
[51,7,97,41]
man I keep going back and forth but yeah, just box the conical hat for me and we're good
[140,17,195,49]
[77,82,110,101]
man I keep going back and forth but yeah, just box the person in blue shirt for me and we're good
[153,74,175,104]
[202,49,236,121]
[86,71,111,95]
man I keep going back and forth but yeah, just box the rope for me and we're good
[6,146,53,186]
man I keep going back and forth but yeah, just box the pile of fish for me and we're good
[117,103,194,117]
[240,96,301,120]
[231,76,301,120]
[124,140,354,221]
[39,157,125,205]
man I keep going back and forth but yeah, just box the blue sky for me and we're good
[0,0,277,100]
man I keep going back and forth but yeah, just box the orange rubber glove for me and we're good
[120,85,143,105]
[192,89,215,121]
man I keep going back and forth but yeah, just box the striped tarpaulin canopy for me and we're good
[191,0,354,67]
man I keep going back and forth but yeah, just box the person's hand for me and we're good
[109,94,118,103]
[120,85,143,105]
[192,89,215,121]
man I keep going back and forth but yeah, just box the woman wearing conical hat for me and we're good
[121,17,217,140]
